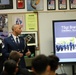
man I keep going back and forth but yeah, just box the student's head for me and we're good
[3,59,17,74]
[48,55,59,72]
[12,24,22,36]
[9,51,20,64]
[32,54,50,75]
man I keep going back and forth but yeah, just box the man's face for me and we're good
[14,25,22,35]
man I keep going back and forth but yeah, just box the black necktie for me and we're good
[16,37,19,45]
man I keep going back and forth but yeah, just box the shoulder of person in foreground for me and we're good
[17,66,30,75]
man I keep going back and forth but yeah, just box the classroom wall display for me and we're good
[16,0,25,9]
[69,0,76,9]
[58,0,67,10]
[25,13,38,31]
[21,31,38,46]
[12,15,24,27]
[8,14,25,32]
[0,14,8,40]
[0,0,13,10]
[47,0,56,10]
[27,0,44,11]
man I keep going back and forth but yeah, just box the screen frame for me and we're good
[53,19,76,64]
[0,0,13,9]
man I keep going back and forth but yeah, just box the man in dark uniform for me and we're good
[2,24,31,68]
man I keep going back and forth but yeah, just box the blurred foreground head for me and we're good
[32,54,50,75]
[3,59,17,75]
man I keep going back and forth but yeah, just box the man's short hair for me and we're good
[32,54,49,74]
[12,24,21,31]
[4,59,17,74]
[9,51,20,63]
[12,24,16,31]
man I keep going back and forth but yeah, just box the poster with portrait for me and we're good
[47,0,56,10]
[16,0,25,9]
[11,14,25,31]
[0,14,8,40]
[58,0,67,10]
[69,0,76,9]
[27,0,44,11]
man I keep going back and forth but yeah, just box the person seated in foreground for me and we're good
[1,59,17,75]
[48,55,59,75]
[8,51,30,75]
[31,54,50,75]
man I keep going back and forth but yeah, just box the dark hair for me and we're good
[32,54,49,74]
[9,51,20,63]
[48,55,59,71]
[4,59,17,74]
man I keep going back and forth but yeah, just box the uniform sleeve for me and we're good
[24,41,29,53]
[2,38,9,59]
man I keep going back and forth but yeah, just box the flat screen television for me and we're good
[0,0,13,9]
[53,20,76,63]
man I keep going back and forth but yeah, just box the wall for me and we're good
[0,0,76,75]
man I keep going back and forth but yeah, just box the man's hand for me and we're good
[17,52,23,57]
[25,49,31,57]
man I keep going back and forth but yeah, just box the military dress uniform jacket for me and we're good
[2,35,28,68]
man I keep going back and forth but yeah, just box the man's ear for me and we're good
[46,65,50,72]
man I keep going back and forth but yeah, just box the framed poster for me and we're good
[69,0,76,9]
[0,0,13,9]
[58,0,67,10]
[21,32,38,46]
[16,0,25,9]
[25,13,38,31]
[27,0,44,11]
[47,0,56,10]
[0,14,8,40]
[11,14,25,31]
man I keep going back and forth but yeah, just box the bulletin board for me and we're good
[0,12,40,50]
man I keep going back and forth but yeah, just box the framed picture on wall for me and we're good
[69,0,76,9]
[0,0,13,9]
[47,0,56,10]
[20,32,38,46]
[58,0,67,10]
[27,0,44,11]
[11,14,25,31]
[16,0,25,9]
[0,14,8,40]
